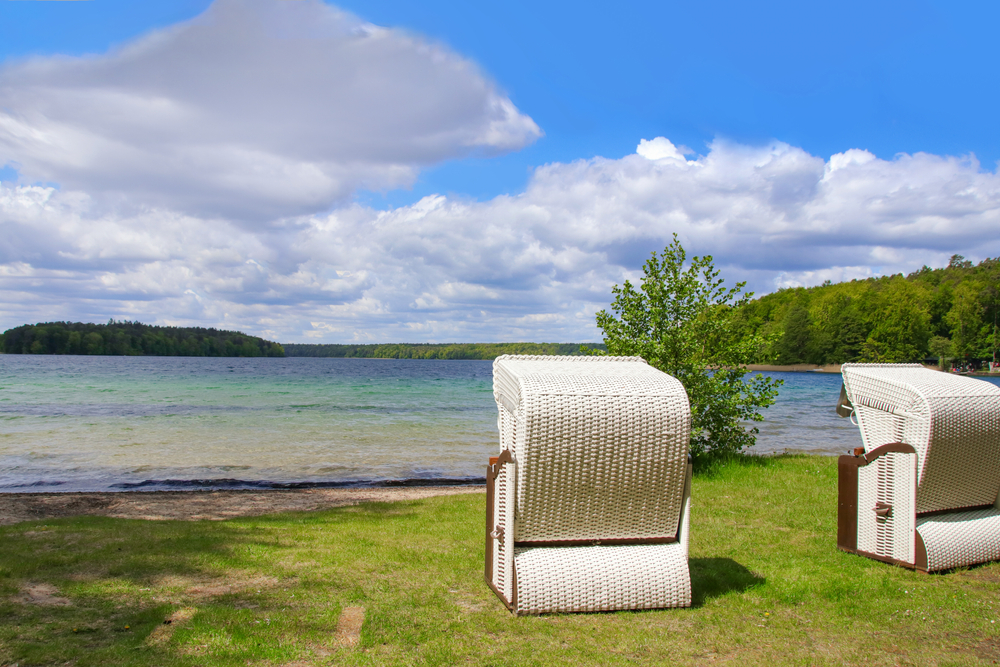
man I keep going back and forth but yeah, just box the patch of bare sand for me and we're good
[145,607,197,646]
[15,582,71,606]
[976,637,1000,661]
[450,589,485,613]
[956,563,1000,584]
[335,606,365,647]
[0,485,484,525]
[156,573,281,600]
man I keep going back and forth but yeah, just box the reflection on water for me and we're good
[3,356,997,492]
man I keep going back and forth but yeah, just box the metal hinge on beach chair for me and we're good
[484,449,516,606]
[836,363,1000,572]
[485,355,693,614]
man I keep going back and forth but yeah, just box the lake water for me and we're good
[2,356,998,492]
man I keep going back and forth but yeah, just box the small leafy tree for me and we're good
[593,235,782,459]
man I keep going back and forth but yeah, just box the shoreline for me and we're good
[0,475,487,496]
[745,363,1000,377]
[743,363,844,373]
[0,485,485,526]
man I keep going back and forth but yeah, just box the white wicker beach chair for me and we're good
[485,355,693,614]
[836,363,1000,572]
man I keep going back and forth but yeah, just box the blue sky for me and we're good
[1,0,999,342]
[5,0,997,202]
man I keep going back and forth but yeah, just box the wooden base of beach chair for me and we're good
[838,443,1000,572]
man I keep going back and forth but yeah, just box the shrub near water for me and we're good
[592,235,783,459]
[1,455,998,666]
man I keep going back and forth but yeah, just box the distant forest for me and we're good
[0,322,602,359]
[8,252,995,365]
[283,342,604,359]
[738,255,1000,365]
[0,321,285,357]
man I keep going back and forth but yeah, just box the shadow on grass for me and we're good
[0,499,451,665]
[689,557,764,607]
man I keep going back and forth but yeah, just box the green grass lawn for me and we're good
[1,454,998,666]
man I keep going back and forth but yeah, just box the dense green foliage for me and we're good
[738,255,1000,365]
[283,342,603,359]
[0,321,285,357]
[593,235,782,457]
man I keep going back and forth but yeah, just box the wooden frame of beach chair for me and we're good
[485,355,693,614]
[836,363,1000,572]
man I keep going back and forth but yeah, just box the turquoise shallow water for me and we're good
[0,356,497,491]
[746,371,863,456]
[2,356,998,492]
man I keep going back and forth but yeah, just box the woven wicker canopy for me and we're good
[837,363,1000,572]
[842,363,1000,513]
[486,355,693,613]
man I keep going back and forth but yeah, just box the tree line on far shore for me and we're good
[282,342,604,359]
[0,322,603,360]
[736,255,1000,366]
[5,252,996,365]
[0,321,285,357]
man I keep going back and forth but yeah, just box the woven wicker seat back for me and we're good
[841,363,1000,514]
[493,355,691,543]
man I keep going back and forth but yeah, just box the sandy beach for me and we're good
[0,485,485,526]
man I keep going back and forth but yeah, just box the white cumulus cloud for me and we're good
[0,0,541,221]
[3,138,1000,342]
[1,2,997,343]
[636,137,691,162]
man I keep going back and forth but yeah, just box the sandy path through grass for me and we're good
[0,485,484,524]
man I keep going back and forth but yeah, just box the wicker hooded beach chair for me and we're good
[485,355,693,614]
[836,363,1000,572]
